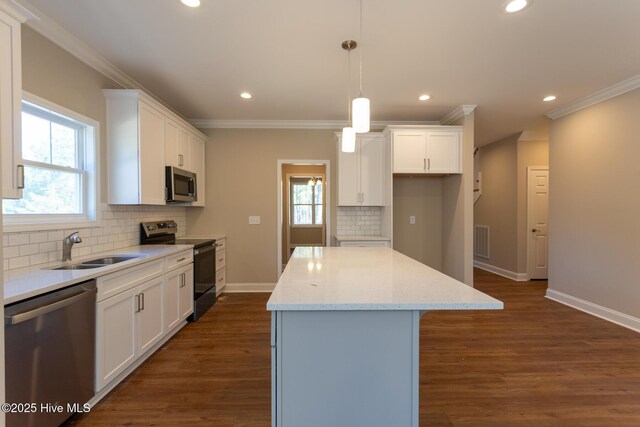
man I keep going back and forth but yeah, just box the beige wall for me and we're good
[549,88,640,319]
[474,133,519,271]
[21,27,123,201]
[281,164,326,263]
[516,139,548,273]
[442,112,474,285]
[186,129,338,284]
[393,177,443,270]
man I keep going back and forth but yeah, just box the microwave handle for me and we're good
[188,177,197,197]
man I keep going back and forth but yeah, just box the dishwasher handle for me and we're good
[5,286,97,325]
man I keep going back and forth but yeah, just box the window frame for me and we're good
[289,176,324,228]
[2,91,100,232]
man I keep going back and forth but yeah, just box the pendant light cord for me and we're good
[359,0,363,97]
[347,48,352,121]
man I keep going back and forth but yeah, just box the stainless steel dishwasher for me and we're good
[5,280,97,427]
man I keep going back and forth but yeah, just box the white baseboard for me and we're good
[546,289,640,333]
[473,260,529,281]
[224,282,275,293]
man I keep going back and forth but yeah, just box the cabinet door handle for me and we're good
[141,292,145,311]
[181,273,185,288]
[423,158,426,170]
[17,165,24,189]
[428,158,431,170]
[179,154,184,166]
[135,294,140,313]
[177,257,186,263]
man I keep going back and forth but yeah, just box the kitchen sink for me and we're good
[79,256,139,265]
[52,264,104,270]
[47,255,140,270]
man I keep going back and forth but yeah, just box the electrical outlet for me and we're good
[409,216,416,225]
[249,216,261,225]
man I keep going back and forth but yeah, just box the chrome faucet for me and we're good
[62,231,82,262]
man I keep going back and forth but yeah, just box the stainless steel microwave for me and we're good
[166,166,197,203]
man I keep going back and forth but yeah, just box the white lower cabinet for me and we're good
[96,286,138,389]
[137,276,165,354]
[165,264,194,331]
[96,251,194,392]
[338,240,391,248]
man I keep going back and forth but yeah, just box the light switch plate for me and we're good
[409,216,416,225]
[249,216,261,225]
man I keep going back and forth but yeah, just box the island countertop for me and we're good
[267,247,503,311]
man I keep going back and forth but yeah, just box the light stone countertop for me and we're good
[335,235,391,241]
[267,247,503,311]
[182,234,226,240]
[4,244,194,305]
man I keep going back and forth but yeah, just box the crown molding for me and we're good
[17,0,145,91]
[188,119,440,130]
[546,74,640,120]
[0,0,38,22]
[439,105,477,125]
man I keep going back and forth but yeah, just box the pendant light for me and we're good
[352,0,370,133]
[341,40,357,153]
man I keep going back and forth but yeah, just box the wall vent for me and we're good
[474,225,490,258]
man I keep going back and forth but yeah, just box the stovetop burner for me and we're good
[140,220,216,249]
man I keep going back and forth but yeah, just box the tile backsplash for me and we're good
[336,206,383,236]
[2,203,187,271]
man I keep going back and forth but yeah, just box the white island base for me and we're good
[267,247,503,426]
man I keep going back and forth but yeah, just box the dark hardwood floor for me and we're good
[67,269,640,426]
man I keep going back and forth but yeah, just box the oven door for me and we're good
[193,243,216,300]
[166,166,197,202]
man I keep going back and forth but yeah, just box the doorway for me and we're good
[276,160,331,277]
[527,167,549,279]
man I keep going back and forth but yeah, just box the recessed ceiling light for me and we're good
[505,0,529,13]
[240,92,253,99]
[418,94,431,101]
[181,0,200,8]
[543,95,557,102]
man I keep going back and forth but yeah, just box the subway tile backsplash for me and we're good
[336,206,383,236]
[2,203,187,271]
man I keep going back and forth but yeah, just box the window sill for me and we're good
[3,219,101,233]
[290,225,324,229]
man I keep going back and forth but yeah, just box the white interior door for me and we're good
[527,167,549,279]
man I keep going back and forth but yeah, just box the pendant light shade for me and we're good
[341,126,356,152]
[352,97,370,133]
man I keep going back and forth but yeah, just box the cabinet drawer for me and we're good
[216,269,225,287]
[216,250,225,271]
[339,241,390,248]
[215,238,226,253]
[97,259,164,302]
[165,249,193,271]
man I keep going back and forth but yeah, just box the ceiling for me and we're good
[21,0,640,145]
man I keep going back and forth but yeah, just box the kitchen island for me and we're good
[267,247,503,427]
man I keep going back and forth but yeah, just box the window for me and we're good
[3,93,99,229]
[290,177,323,226]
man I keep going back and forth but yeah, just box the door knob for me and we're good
[531,228,539,233]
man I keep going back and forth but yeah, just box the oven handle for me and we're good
[194,244,217,256]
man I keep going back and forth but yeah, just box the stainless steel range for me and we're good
[140,220,217,321]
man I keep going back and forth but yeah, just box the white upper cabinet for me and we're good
[0,8,24,199]
[105,89,207,206]
[337,133,386,206]
[389,126,462,174]
[166,127,189,170]
[138,101,166,205]
[392,131,427,173]
[426,131,461,174]
[189,135,206,207]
